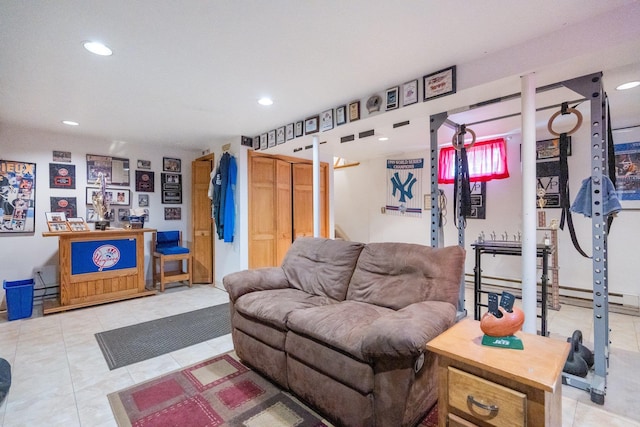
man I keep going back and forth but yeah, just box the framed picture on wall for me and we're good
[135,170,155,192]
[385,86,399,110]
[276,126,286,144]
[336,105,347,126]
[320,109,334,132]
[402,79,418,106]
[163,157,181,172]
[86,154,130,186]
[305,115,319,134]
[86,188,130,206]
[138,194,149,207]
[49,163,76,189]
[268,129,276,147]
[286,123,295,140]
[348,101,360,122]
[0,160,36,233]
[164,207,182,220]
[295,121,304,137]
[614,141,640,204]
[423,65,457,101]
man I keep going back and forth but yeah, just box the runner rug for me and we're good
[108,352,439,426]
[96,303,230,370]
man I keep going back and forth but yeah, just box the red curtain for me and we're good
[438,138,509,184]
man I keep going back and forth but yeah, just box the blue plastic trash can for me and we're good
[2,279,34,321]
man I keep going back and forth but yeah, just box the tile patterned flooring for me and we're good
[0,284,638,426]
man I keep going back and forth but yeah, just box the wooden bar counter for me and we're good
[42,228,157,314]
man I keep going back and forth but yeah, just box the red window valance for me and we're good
[438,138,510,184]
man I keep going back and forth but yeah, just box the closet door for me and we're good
[248,152,329,268]
[249,156,277,268]
[275,159,292,265]
[292,163,329,239]
[292,163,314,239]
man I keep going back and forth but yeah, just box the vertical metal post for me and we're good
[561,72,608,404]
[521,73,538,334]
[429,112,448,248]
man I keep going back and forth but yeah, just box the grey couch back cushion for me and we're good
[282,237,365,301]
[346,243,465,310]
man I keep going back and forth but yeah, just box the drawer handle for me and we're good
[467,395,499,413]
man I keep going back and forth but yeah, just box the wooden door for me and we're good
[248,151,329,268]
[249,155,277,268]
[275,159,292,265]
[191,155,214,283]
[292,163,329,239]
[292,163,313,239]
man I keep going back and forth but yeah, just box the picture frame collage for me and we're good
[45,152,184,228]
[252,65,456,151]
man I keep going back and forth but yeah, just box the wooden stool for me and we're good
[152,230,192,292]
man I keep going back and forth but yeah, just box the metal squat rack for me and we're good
[428,72,610,404]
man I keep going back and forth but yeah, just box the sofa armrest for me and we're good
[223,267,290,302]
[361,301,456,359]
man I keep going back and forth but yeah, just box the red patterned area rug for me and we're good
[108,352,438,427]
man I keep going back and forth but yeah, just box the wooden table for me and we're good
[426,319,569,426]
[42,228,156,314]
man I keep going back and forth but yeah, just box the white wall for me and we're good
[0,124,199,300]
[335,115,640,304]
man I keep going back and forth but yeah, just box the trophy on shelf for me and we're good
[92,172,111,230]
[537,187,547,227]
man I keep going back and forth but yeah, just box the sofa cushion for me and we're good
[282,237,364,301]
[361,300,456,358]
[235,288,337,330]
[287,301,392,362]
[346,243,465,309]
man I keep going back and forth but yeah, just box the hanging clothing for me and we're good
[212,152,236,242]
[213,152,229,240]
[208,170,215,200]
[570,176,621,218]
[223,155,237,243]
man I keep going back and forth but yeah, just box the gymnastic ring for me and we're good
[547,107,583,136]
[451,127,476,151]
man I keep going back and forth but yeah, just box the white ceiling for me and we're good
[1,1,639,161]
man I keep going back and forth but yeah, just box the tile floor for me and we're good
[0,284,638,426]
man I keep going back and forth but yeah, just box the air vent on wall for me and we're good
[293,147,302,152]
[341,135,355,143]
[393,120,410,128]
[359,129,375,138]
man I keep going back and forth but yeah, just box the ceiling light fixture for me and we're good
[62,120,79,126]
[616,81,640,90]
[258,97,273,106]
[378,137,389,141]
[83,41,113,56]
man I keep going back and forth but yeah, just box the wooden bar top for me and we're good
[426,318,569,393]
[43,227,156,238]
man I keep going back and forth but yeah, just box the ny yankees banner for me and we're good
[386,159,423,217]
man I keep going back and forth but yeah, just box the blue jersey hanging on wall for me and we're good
[212,152,237,242]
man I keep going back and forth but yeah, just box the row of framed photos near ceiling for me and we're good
[252,65,457,151]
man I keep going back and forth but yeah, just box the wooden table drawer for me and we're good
[448,367,527,427]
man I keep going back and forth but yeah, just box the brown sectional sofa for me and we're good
[223,237,465,427]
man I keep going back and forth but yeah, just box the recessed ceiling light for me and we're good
[83,41,113,56]
[62,120,79,126]
[378,137,389,141]
[616,81,640,90]
[258,97,273,106]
